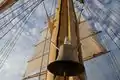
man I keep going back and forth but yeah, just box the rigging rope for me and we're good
[43,2,50,20]
[85,0,120,42]
[107,52,120,80]
[38,0,57,79]
[39,1,51,79]
[75,1,120,79]
[96,32,120,80]
[0,29,23,70]
[0,0,44,31]
[0,0,36,19]
[0,0,46,41]
[91,0,120,34]
[86,4,120,51]
[100,34,120,80]
[84,4,120,79]
[0,0,44,40]
[49,0,56,16]
[0,0,42,70]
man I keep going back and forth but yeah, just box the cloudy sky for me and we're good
[1,0,120,80]
[0,0,55,80]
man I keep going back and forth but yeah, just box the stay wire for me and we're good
[108,52,120,80]
[0,16,20,58]
[0,24,24,68]
[77,4,85,24]
[0,13,14,55]
[43,2,49,20]
[0,0,36,19]
[48,0,57,20]
[39,1,51,79]
[0,0,44,31]
[0,16,27,61]
[0,17,15,58]
[0,0,45,40]
[85,1,120,40]
[100,34,120,80]
[78,0,120,79]
[85,4,120,66]
[49,0,56,16]
[0,3,38,70]
[0,24,25,69]
[103,36,120,80]
[0,30,22,70]
[86,4,120,51]
[85,4,120,60]
[0,24,23,68]
[0,0,43,40]
[0,14,29,40]
[91,0,120,32]
[0,0,43,59]
[0,38,12,57]
[85,5,120,79]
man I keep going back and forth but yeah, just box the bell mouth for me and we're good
[47,60,85,76]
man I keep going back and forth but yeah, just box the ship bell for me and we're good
[47,40,85,76]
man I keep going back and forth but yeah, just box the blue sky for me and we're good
[0,0,120,80]
[83,0,120,80]
[0,0,58,79]
[0,0,52,80]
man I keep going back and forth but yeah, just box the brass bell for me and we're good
[47,43,85,76]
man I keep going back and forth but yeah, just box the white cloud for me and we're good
[0,0,55,80]
[0,42,34,80]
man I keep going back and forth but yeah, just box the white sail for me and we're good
[23,16,106,79]
[79,18,106,60]
[23,29,51,79]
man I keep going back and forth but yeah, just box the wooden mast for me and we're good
[46,0,68,80]
[47,0,85,80]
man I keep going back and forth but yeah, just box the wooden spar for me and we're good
[83,51,110,61]
[0,0,18,12]
[80,31,102,41]
[23,71,47,80]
